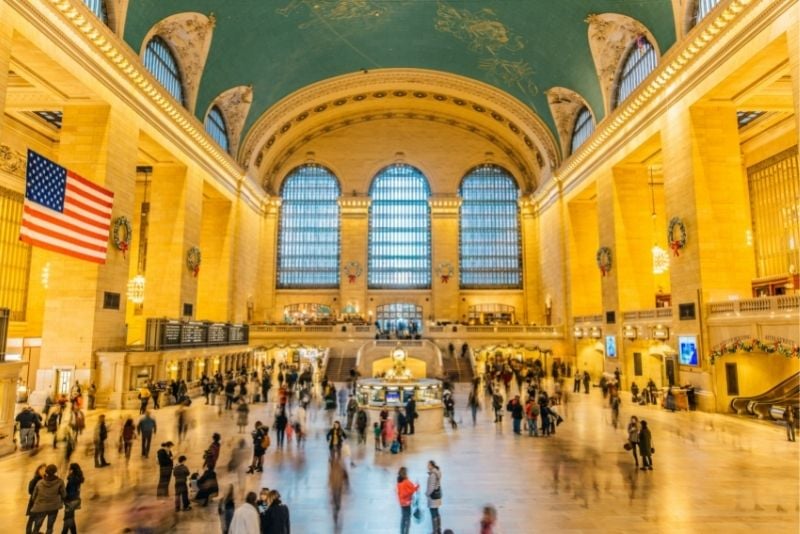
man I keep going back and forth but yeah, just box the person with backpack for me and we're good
[247,422,269,474]
[355,407,368,444]
[326,420,347,460]
[506,395,524,435]
[525,397,539,437]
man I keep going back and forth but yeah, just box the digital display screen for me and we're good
[678,335,699,366]
[386,390,400,403]
[605,335,617,358]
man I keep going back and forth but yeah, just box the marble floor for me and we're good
[4,384,798,534]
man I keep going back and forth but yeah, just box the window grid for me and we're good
[570,107,595,154]
[143,36,184,106]
[737,111,765,128]
[614,39,657,108]
[0,186,31,321]
[277,165,341,288]
[82,0,109,24]
[692,0,721,27]
[204,106,230,153]
[368,165,431,289]
[32,111,63,129]
[376,303,423,333]
[459,165,522,289]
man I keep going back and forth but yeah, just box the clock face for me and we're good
[392,348,405,362]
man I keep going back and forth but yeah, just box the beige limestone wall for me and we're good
[567,199,601,316]
[536,197,567,326]
[197,192,234,321]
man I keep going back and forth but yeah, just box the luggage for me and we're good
[390,440,400,454]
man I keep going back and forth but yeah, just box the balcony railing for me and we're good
[573,314,603,324]
[622,307,673,321]
[707,295,800,317]
[250,323,564,338]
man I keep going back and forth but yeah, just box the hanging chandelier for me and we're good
[652,244,670,274]
[127,274,146,305]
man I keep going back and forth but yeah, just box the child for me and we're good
[373,422,381,451]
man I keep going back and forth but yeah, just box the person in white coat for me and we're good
[229,491,261,534]
[426,460,443,534]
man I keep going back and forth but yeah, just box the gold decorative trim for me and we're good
[0,145,27,178]
[546,87,594,158]
[40,0,253,202]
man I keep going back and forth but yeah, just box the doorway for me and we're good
[55,368,72,396]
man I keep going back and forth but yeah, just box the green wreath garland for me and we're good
[667,217,687,256]
[186,246,202,277]
[111,216,132,258]
[596,246,612,277]
[710,338,800,364]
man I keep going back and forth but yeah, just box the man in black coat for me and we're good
[405,397,417,435]
[94,414,110,467]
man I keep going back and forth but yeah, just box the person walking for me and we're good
[25,464,46,534]
[582,371,591,394]
[337,387,348,417]
[480,505,498,534]
[156,441,174,498]
[355,407,368,444]
[345,395,358,431]
[638,420,653,470]
[30,464,66,534]
[783,405,796,442]
[203,432,222,471]
[138,386,151,415]
[468,389,480,426]
[396,467,419,534]
[247,422,268,474]
[218,484,236,534]
[121,418,136,463]
[173,455,191,512]
[60,463,84,534]
[627,416,640,467]
[229,491,260,534]
[236,400,249,434]
[425,461,443,534]
[326,420,347,460]
[93,415,110,468]
[274,407,288,449]
[507,395,523,435]
[328,459,349,526]
[263,489,290,534]
[405,396,417,435]
[137,411,157,458]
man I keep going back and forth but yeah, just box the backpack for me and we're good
[260,432,271,450]
[390,440,400,454]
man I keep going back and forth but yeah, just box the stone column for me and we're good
[139,164,203,321]
[197,195,234,321]
[230,197,263,323]
[338,196,370,320]
[256,196,280,321]
[429,196,460,322]
[35,104,137,400]
[0,1,12,139]
[520,198,542,324]
[595,168,620,330]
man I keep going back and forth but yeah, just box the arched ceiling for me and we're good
[123,0,676,146]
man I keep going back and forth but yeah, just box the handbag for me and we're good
[623,442,632,451]
[65,498,82,511]
[651,447,655,454]
[430,486,442,500]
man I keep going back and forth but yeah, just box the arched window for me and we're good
[204,106,229,153]
[82,0,109,24]
[368,164,431,289]
[459,165,521,288]
[570,107,595,154]
[277,165,341,288]
[143,36,184,105]
[691,0,722,28]
[614,38,657,108]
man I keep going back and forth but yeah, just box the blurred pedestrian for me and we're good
[229,491,259,534]
[30,464,66,534]
[156,441,174,498]
[173,455,191,512]
[396,467,419,534]
[328,459,349,526]
[25,463,46,534]
[480,505,497,534]
[61,463,84,534]
[426,460,443,534]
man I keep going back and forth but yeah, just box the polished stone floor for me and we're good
[4,383,798,534]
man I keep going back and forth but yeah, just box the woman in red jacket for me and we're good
[396,466,419,534]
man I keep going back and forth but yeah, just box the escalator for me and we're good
[730,372,799,419]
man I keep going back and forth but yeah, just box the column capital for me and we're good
[429,195,461,217]
[339,195,370,217]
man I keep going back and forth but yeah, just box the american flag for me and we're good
[20,150,114,264]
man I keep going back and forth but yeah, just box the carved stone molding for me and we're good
[240,68,560,182]
[207,85,253,157]
[586,13,659,115]
[546,87,594,158]
[0,145,27,178]
[106,0,130,37]
[141,12,215,113]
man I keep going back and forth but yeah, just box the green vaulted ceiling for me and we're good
[124,0,676,142]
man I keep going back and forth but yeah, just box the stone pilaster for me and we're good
[197,195,234,321]
[429,196,460,322]
[338,196,370,319]
[255,197,280,321]
[0,1,12,139]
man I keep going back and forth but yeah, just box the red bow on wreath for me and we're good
[670,241,682,257]
[440,274,450,283]
[119,240,128,259]
[348,274,356,283]
[193,265,200,278]
[600,266,607,277]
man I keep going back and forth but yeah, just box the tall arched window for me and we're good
[277,165,341,288]
[570,107,595,154]
[204,106,229,153]
[691,0,721,28]
[459,165,521,288]
[614,38,657,108]
[368,164,431,289]
[82,0,109,24]
[143,36,184,105]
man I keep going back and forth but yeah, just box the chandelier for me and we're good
[652,244,670,274]
[127,274,146,304]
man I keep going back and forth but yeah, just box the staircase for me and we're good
[442,354,474,383]
[327,356,357,384]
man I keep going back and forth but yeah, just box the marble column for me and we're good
[429,196,460,322]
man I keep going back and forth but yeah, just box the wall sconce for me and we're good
[652,324,669,340]
[623,324,637,340]
[168,362,178,372]
[213,357,220,366]
[590,326,602,339]
[127,274,146,305]
[573,326,584,339]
